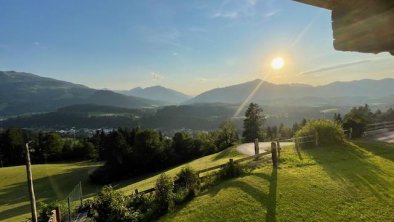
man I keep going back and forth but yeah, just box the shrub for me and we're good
[130,193,155,221]
[295,119,345,147]
[174,167,199,193]
[173,167,199,202]
[37,201,67,222]
[154,174,174,215]
[218,161,245,180]
[91,186,135,222]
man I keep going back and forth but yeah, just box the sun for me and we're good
[271,57,285,70]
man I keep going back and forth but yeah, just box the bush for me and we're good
[173,167,199,202]
[218,161,245,180]
[90,186,135,222]
[154,174,174,215]
[295,119,345,147]
[174,167,199,192]
[37,201,67,222]
[129,193,155,221]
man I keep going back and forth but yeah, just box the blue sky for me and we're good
[0,0,393,95]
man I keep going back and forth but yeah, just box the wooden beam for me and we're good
[292,0,333,10]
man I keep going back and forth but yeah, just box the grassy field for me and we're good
[161,140,394,222]
[0,162,101,222]
[3,140,393,221]
[0,146,244,221]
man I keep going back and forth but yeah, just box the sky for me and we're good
[0,0,393,95]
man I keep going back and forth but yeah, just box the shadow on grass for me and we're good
[294,146,303,160]
[167,167,278,221]
[303,142,392,201]
[0,164,100,221]
[266,168,277,222]
[352,139,394,162]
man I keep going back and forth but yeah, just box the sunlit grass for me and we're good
[0,162,101,222]
[161,140,394,221]
[0,146,244,221]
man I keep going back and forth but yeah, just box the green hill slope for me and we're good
[0,146,244,221]
[161,140,394,222]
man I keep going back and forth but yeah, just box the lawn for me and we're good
[0,146,244,221]
[0,161,102,222]
[161,140,394,222]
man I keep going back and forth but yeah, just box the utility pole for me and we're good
[25,142,38,222]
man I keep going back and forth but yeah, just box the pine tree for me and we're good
[242,103,264,142]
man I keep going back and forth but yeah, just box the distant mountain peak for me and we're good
[185,78,394,106]
[118,85,191,104]
[0,71,165,116]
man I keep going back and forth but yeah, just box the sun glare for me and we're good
[271,57,285,70]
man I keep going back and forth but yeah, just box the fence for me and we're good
[134,148,275,195]
[129,126,357,197]
[56,182,83,222]
[365,121,394,136]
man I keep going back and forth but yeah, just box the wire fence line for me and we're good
[60,182,83,222]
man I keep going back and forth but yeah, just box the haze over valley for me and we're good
[1,70,393,133]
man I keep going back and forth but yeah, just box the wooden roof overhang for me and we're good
[293,0,394,55]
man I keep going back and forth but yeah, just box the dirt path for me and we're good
[236,141,294,155]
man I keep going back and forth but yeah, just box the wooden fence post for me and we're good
[348,128,352,140]
[276,140,281,160]
[67,197,71,222]
[271,142,278,168]
[55,206,61,222]
[134,189,139,195]
[315,131,319,147]
[79,181,83,207]
[254,138,259,155]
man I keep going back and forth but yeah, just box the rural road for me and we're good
[237,141,294,155]
[372,131,394,143]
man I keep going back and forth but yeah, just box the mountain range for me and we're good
[117,86,191,104]
[187,79,394,107]
[1,70,394,117]
[0,71,166,116]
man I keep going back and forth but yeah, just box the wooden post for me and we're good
[79,181,83,207]
[271,142,278,168]
[229,158,234,166]
[25,143,38,222]
[254,138,259,155]
[55,206,61,222]
[134,189,139,195]
[315,131,319,147]
[295,137,298,150]
[276,140,281,160]
[67,197,71,222]
[348,128,353,140]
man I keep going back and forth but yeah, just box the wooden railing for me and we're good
[134,149,274,195]
[366,121,394,132]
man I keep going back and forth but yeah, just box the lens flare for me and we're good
[271,57,285,70]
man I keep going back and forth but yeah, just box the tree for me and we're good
[242,103,264,142]
[266,126,273,140]
[301,118,307,126]
[343,104,374,138]
[333,113,343,124]
[216,120,238,150]
[292,122,300,134]
[0,128,25,166]
[41,133,64,161]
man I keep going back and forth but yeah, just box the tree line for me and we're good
[0,128,97,167]
[89,121,238,184]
